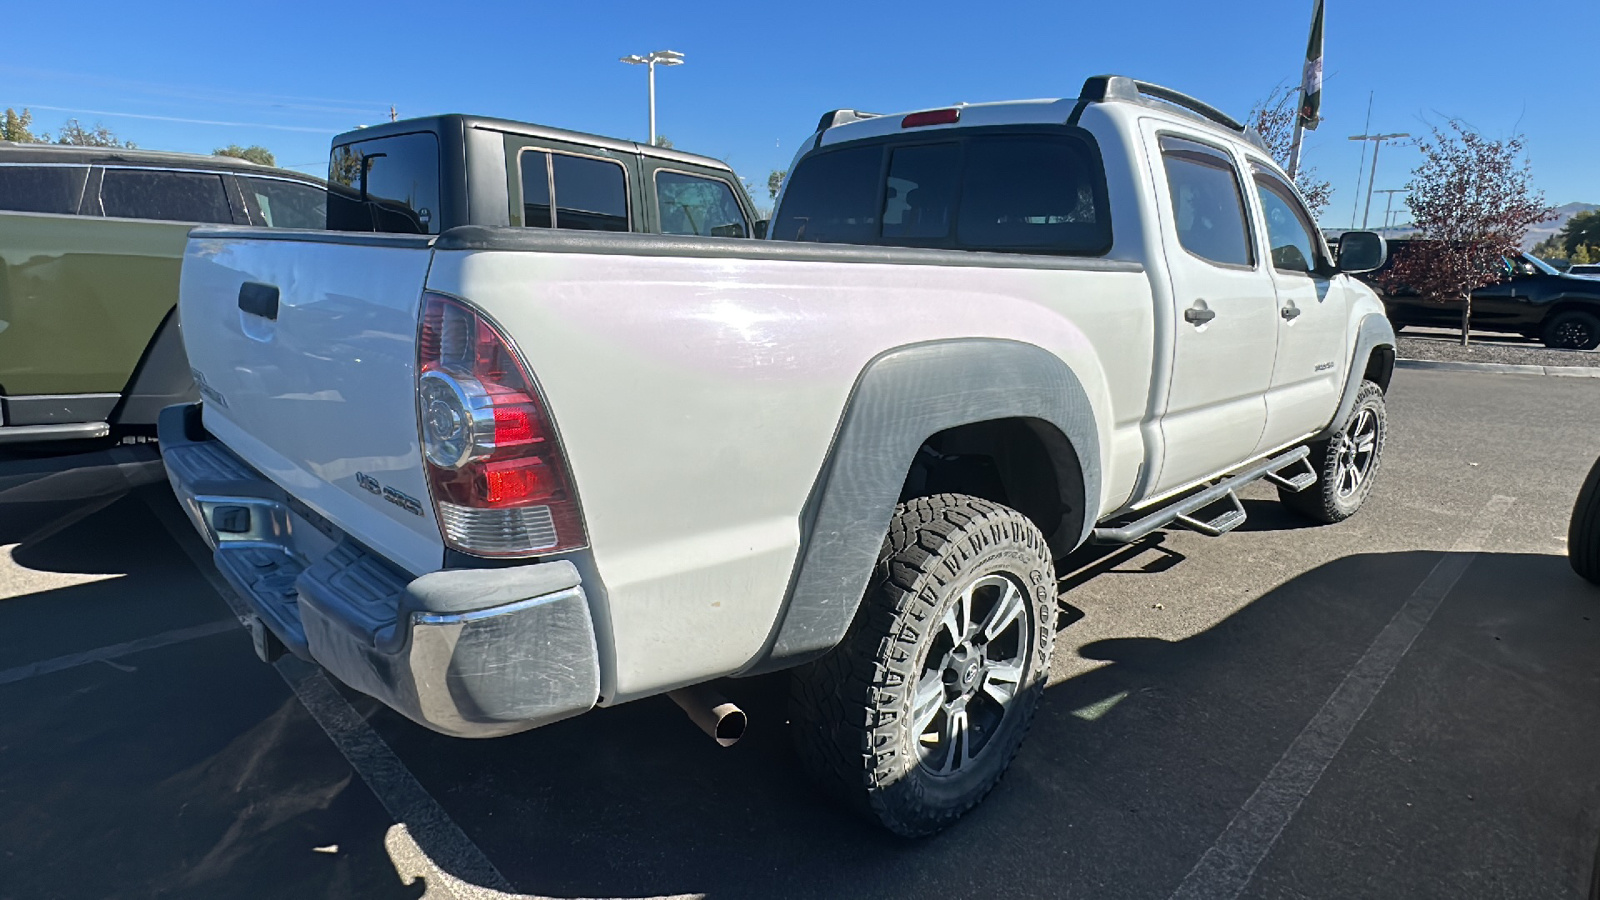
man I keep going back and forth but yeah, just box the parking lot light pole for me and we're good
[1347,133,1409,228]
[619,50,685,146]
[1375,189,1406,231]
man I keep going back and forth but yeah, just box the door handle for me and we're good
[238,282,279,320]
[1184,305,1216,325]
[1280,304,1302,321]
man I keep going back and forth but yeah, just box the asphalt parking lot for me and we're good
[3,367,1598,900]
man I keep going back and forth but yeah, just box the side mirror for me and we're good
[754,219,769,240]
[1337,231,1388,274]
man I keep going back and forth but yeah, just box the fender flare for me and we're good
[1314,313,1396,441]
[738,338,1101,676]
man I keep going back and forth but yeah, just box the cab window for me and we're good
[519,151,629,231]
[656,171,749,238]
[1159,136,1254,268]
[242,177,328,229]
[1252,167,1324,274]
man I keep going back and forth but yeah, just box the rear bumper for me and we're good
[158,403,600,738]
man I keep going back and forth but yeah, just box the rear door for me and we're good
[504,134,635,232]
[1143,125,1277,494]
[1248,164,1346,450]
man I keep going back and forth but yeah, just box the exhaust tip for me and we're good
[668,685,747,748]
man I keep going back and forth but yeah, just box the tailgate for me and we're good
[179,229,442,574]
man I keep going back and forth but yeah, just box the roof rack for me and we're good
[813,109,880,133]
[1079,75,1267,153]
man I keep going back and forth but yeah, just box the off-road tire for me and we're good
[1542,309,1600,351]
[1570,454,1600,586]
[788,493,1057,837]
[1280,380,1387,524]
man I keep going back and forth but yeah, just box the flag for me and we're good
[1299,0,1324,130]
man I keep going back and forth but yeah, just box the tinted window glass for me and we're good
[329,131,440,234]
[770,144,881,243]
[656,171,748,238]
[242,177,327,229]
[772,131,1111,255]
[882,143,958,240]
[0,166,88,214]
[99,169,233,223]
[552,154,627,232]
[1160,137,1253,267]
[958,137,1105,251]
[520,151,553,228]
[1252,170,1320,273]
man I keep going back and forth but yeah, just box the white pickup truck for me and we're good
[162,75,1396,836]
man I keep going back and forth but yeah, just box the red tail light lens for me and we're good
[417,292,586,556]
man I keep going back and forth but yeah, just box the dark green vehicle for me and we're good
[0,143,331,444]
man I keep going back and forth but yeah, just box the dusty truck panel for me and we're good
[163,76,1397,836]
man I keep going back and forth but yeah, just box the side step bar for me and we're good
[1091,445,1313,545]
[0,422,111,444]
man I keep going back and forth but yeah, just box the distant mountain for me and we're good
[1524,201,1597,250]
[1324,201,1595,249]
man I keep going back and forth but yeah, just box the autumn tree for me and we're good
[214,144,276,166]
[1,107,38,143]
[1379,122,1552,346]
[52,119,135,148]
[1248,85,1332,217]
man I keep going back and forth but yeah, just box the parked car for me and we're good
[160,76,1397,835]
[1573,454,1600,586]
[0,143,332,445]
[1361,239,1600,350]
[320,115,760,237]
[1569,263,1600,278]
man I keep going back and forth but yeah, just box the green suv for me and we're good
[0,143,330,444]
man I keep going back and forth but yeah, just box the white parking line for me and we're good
[1167,494,1515,900]
[0,619,236,686]
[139,488,522,898]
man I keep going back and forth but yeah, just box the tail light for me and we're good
[417,292,587,556]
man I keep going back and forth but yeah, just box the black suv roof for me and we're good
[331,114,737,174]
[0,141,327,184]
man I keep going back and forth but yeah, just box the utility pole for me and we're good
[1349,92,1373,228]
[1374,189,1406,231]
[619,50,685,146]
[1347,133,1409,229]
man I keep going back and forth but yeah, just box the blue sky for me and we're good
[5,0,1592,225]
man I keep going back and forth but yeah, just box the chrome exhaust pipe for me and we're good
[667,684,746,747]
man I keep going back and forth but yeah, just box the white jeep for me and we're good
[162,75,1396,836]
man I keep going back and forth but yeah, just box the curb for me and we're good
[1396,358,1600,378]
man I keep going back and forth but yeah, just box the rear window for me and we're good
[241,176,328,229]
[0,165,88,214]
[99,169,234,223]
[772,128,1111,256]
[329,131,440,234]
[518,151,630,231]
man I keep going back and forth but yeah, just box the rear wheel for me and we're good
[1280,380,1388,524]
[1542,310,1600,351]
[1570,454,1600,586]
[789,493,1057,837]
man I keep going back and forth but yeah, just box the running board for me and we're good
[1091,445,1313,545]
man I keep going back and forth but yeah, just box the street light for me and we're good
[619,49,684,146]
[1348,133,1410,229]
[1374,188,1406,231]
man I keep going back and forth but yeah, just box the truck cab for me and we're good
[325,115,760,238]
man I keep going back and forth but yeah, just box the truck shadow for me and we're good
[369,549,1600,900]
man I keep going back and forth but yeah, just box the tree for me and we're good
[1532,233,1568,260]
[1247,85,1332,218]
[767,169,786,200]
[1378,122,1552,346]
[1,107,38,143]
[52,118,134,148]
[652,135,673,149]
[214,144,276,166]
[1573,244,1596,266]
[1559,210,1600,257]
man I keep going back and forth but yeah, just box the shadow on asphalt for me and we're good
[349,550,1600,900]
